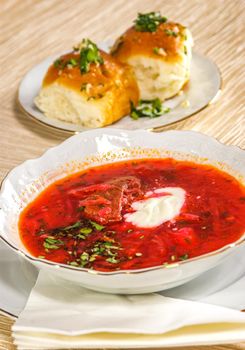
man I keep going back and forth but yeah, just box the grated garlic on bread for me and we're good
[111,13,193,101]
[35,40,139,127]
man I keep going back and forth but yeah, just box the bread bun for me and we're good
[35,40,139,127]
[111,15,193,101]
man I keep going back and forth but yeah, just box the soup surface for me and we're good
[19,158,245,271]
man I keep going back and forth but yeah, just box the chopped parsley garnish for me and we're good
[43,237,64,250]
[130,99,170,120]
[54,59,61,68]
[179,254,189,260]
[53,39,103,74]
[153,47,160,54]
[80,227,93,234]
[76,227,93,239]
[134,12,167,32]
[78,39,104,73]
[89,254,97,262]
[164,29,178,37]
[37,218,122,267]
[89,220,105,231]
[68,58,78,66]
[54,58,77,70]
[62,221,82,231]
[106,257,119,264]
[76,234,86,240]
[80,252,90,267]
[69,238,122,268]
[80,252,89,261]
[53,59,66,69]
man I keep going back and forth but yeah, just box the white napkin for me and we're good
[13,270,245,349]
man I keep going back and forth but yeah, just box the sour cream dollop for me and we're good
[124,187,186,228]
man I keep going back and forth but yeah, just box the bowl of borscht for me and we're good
[0,129,244,294]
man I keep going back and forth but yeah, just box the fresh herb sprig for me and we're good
[53,39,103,74]
[130,98,170,120]
[134,12,167,32]
[78,39,104,73]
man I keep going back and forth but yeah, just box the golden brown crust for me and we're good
[42,50,139,126]
[43,51,138,102]
[111,22,187,63]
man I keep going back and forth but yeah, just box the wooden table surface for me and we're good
[0,0,244,349]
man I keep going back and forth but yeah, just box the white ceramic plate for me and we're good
[18,43,221,133]
[0,240,244,319]
[1,239,245,348]
[0,129,244,294]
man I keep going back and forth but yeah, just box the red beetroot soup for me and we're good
[19,158,245,271]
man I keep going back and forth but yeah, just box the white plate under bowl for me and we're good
[18,43,221,133]
[0,129,244,294]
[0,240,244,319]
[1,240,245,348]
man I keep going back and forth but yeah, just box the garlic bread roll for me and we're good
[35,40,139,127]
[111,13,193,101]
